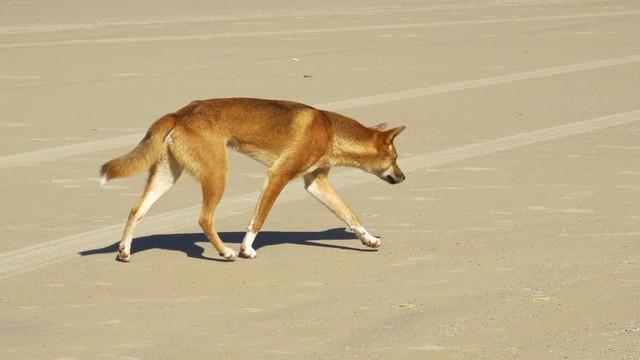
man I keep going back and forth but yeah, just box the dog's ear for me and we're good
[384,125,406,143]
[370,122,388,131]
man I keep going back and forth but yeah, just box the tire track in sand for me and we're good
[1,54,639,169]
[1,109,639,280]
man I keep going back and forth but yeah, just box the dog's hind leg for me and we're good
[118,152,183,262]
[197,144,237,261]
[303,169,381,248]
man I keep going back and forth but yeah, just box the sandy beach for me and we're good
[1,0,639,358]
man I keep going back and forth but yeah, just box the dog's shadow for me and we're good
[79,228,373,261]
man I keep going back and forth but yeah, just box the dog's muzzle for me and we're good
[381,164,405,184]
[384,173,405,184]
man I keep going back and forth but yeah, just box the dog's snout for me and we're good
[394,168,406,184]
[384,173,405,185]
[381,164,405,184]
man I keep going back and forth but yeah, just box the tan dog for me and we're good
[100,98,406,261]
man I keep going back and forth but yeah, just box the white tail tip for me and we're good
[100,174,107,187]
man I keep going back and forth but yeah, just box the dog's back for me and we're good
[169,98,333,169]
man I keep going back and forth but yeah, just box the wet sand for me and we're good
[1,0,639,358]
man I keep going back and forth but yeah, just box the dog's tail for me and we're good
[99,115,176,185]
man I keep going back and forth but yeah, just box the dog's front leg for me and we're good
[240,171,291,258]
[303,170,381,248]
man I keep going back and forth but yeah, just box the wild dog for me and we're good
[100,98,406,261]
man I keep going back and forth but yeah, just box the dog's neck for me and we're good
[323,111,378,168]
[331,143,375,168]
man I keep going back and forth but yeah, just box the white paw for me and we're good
[221,247,237,261]
[360,233,382,248]
[240,246,257,259]
[353,226,382,248]
[117,252,131,262]
[117,243,130,262]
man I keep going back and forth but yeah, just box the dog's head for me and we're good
[369,123,406,185]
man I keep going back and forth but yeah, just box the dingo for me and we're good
[100,98,406,261]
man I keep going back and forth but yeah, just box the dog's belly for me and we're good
[227,139,278,167]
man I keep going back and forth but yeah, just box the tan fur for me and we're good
[100,98,406,261]
[100,115,176,181]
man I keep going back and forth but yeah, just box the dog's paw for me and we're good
[117,244,131,262]
[354,226,382,249]
[360,233,382,248]
[240,246,257,259]
[117,251,131,262]
[221,247,238,261]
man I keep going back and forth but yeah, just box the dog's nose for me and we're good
[387,173,405,184]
